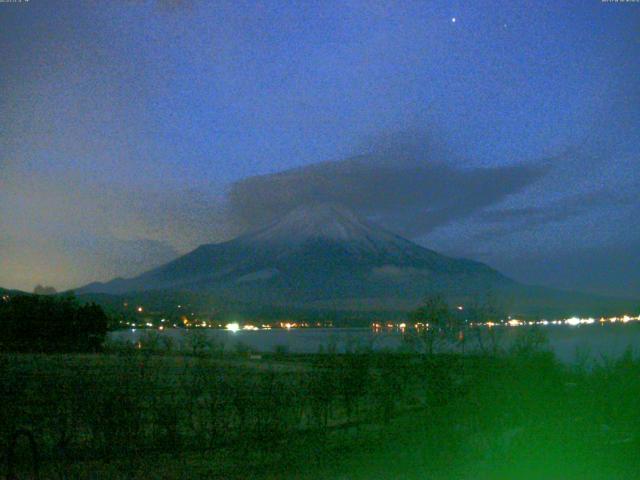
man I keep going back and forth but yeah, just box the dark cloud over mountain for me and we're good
[229,155,550,238]
[478,190,636,233]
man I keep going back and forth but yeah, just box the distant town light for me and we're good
[226,322,240,333]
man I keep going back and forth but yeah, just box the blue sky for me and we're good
[1,0,638,297]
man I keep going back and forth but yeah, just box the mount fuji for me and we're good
[78,204,632,316]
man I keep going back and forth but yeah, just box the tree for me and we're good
[467,290,506,354]
[407,294,456,355]
[33,284,57,295]
[0,294,108,352]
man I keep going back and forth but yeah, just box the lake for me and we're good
[110,322,640,364]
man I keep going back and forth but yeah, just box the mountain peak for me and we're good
[246,202,395,247]
[283,202,359,223]
[276,202,363,232]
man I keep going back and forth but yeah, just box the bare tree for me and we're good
[407,294,456,355]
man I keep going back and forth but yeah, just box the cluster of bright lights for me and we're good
[224,323,264,332]
[565,317,594,326]
[204,321,318,332]
[484,315,640,328]
[373,322,408,331]
[605,315,637,324]
[126,320,178,332]
[372,314,640,331]
[121,320,323,332]
[225,322,240,333]
[516,315,640,327]
[121,308,640,334]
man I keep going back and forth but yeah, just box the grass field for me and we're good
[3,328,640,479]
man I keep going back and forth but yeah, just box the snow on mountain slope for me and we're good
[247,203,407,248]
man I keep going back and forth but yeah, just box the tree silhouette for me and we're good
[0,294,108,352]
[407,294,454,355]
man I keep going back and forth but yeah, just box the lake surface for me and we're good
[110,323,640,364]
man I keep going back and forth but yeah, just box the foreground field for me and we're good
[3,330,640,479]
